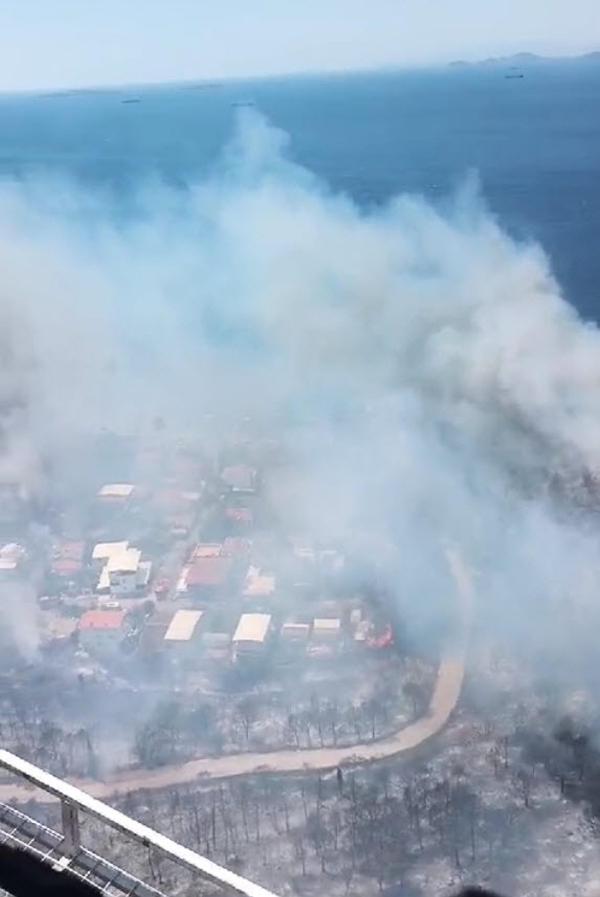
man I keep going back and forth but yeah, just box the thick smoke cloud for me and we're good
[0,110,599,678]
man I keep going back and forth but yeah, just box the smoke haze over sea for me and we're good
[0,89,599,689]
[1,63,599,312]
[0,60,600,897]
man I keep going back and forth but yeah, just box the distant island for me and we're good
[449,50,600,68]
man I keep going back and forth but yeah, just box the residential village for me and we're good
[0,431,434,774]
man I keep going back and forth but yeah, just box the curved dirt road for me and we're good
[0,550,472,803]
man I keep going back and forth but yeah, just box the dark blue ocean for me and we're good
[0,61,599,318]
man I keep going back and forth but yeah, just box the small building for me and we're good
[164,609,204,644]
[190,543,222,560]
[94,542,151,596]
[92,541,129,569]
[78,609,126,654]
[176,566,191,595]
[136,560,153,591]
[354,620,371,643]
[243,566,276,600]
[350,608,362,627]
[97,566,111,593]
[312,618,342,642]
[0,544,26,581]
[0,557,18,577]
[97,483,135,501]
[184,556,232,600]
[51,541,85,579]
[232,612,271,657]
[104,546,141,594]
[281,622,311,643]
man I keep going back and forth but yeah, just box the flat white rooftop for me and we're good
[233,613,271,644]
[93,540,129,561]
[106,547,141,574]
[164,609,203,642]
[313,617,341,631]
[98,483,135,499]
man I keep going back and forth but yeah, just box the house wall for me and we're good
[110,571,137,595]
[233,638,267,656]
[79,629,122,654]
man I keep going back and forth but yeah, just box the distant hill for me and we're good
[481,52,543,66]
[449,50,600,69]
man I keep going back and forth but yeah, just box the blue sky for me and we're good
[1,0,598,92]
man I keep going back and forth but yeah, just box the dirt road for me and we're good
[0,550,473,804]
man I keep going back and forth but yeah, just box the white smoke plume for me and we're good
[0,109,599,674]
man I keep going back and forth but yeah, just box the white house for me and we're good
[232,613,271,659]
[94,541,151,596]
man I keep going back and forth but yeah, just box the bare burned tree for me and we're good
[236,695,260,744]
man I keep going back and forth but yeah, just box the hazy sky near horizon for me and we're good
[0,0,598,92]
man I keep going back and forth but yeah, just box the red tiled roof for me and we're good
[186,556,232,588]
[51,541,85,576]
[52,559,83,577]
[53,541,84,560]
[79,610,125,631]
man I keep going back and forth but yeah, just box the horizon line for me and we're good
[0,46,598,100]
